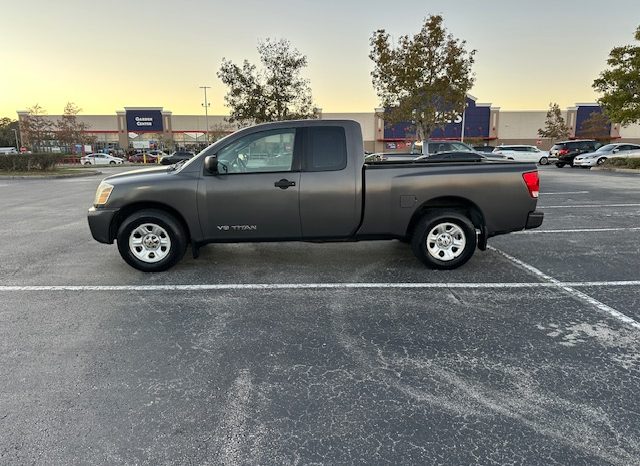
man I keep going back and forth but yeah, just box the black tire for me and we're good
[555,162,565,168]
[411,211,477,270]
[596,157,607,166]
[109,161,116,165]
[539,156,548,165]
[116,209,187,272]
[84,161,92,166]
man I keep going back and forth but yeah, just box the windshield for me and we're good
[176,131,239,171]
[596,144,616,153]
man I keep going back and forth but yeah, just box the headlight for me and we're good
[94,181,114,206]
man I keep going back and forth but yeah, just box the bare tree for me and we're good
[56,102,90,151]
[20,104,54,152]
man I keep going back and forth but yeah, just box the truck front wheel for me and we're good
[116,209,187,272]
[411,212,477,269]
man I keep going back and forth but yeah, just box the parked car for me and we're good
[573,143,640,167]
[492,145,552,164]
[81,153,124,165]
[365,140,491,162]
[414,151,507,162]
[88,119,542,272]
[473,145,497,153]
[160,151,196,165]
[128,153,159,163]
[550,140,601,167]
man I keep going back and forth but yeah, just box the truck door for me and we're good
[199,128,302,240]
[299,126,360,238]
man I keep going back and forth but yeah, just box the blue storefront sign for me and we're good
[383,97,491,140]
[126,110,164,132]
[575,105,610,138]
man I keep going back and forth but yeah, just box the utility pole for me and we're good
[12,128,20,150]
[200,86,211,144]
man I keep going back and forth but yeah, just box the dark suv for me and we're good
[550,140,601,167]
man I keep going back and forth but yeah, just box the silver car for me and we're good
[573,143,640,167]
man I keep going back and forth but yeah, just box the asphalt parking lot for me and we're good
[1,165,639,464]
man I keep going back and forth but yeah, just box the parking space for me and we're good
[0,166,639,464]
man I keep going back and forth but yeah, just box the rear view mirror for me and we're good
[204,155,218,174]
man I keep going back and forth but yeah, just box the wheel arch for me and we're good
[406,196,485,239]
[110,202,192,243]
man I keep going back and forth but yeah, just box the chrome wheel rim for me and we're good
[426,222,466,261]
[129,223,171,263]
[597,157,606,165]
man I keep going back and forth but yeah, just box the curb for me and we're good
[591,167,640,174]
[0,170,102,180]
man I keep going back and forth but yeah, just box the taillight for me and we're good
[522,171,539,198]
[558,149,569,156]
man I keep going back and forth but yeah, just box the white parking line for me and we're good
[540,191,589,195]
[515,227,640,234]
[540,203,640,209]
[488,246,640,331]
[0,281,639,292]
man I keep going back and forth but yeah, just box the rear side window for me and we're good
[305,127,347,172]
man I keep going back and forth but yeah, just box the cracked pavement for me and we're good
[0,166,639,464]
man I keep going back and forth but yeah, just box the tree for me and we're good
[20,104,54,152]
[369,14,476,140]
[56,102,90,151]
[593,25,640,126]
[0,118,20,148]
[537,103,570,142]
[217,39,316,124]
[579,111,611,140]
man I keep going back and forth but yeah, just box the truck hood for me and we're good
[104,165,171,183]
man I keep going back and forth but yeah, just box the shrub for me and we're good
[603,157,640,169]
[0,153,64,171]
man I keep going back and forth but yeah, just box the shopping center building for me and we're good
[16,97,640,153]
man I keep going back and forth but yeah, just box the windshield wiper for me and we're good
[168,159,187,172]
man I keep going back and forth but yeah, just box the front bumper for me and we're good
[88,206,119,243]
[575,158,596,167]
[525,210,544,229]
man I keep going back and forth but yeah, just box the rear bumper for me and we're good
[88,206,119,243]
[525,210,544,229]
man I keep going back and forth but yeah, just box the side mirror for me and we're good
[204,155,218,174]
[612,148,619,153]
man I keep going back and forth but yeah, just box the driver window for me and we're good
[216,129,295,174]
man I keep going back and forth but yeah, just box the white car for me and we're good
[573,143,640,167]
[81,153,124,166]
[492,145,553,164]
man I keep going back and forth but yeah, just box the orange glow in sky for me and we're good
[2,0,639,118]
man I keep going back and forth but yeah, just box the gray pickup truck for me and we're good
[88,120,543,272]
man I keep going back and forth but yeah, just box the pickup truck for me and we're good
[88,120,543,272]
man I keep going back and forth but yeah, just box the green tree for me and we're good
[369,14,476,140]
[593,25,640,126]
[20,104,54,152]
[217,39,315,124]
[579,111,611,141]
[0,118,21,148]
[537,103,570,142]
[56,102,90,151]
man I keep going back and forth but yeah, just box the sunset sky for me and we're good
[2,0,639,118]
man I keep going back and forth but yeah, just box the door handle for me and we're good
[274,179,296,189]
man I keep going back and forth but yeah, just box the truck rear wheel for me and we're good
[116,209,187,272]
[411,212,477,269]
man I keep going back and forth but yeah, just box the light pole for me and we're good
[12,129,20,150]
[200,86,211,144]
[460,100,469,143]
